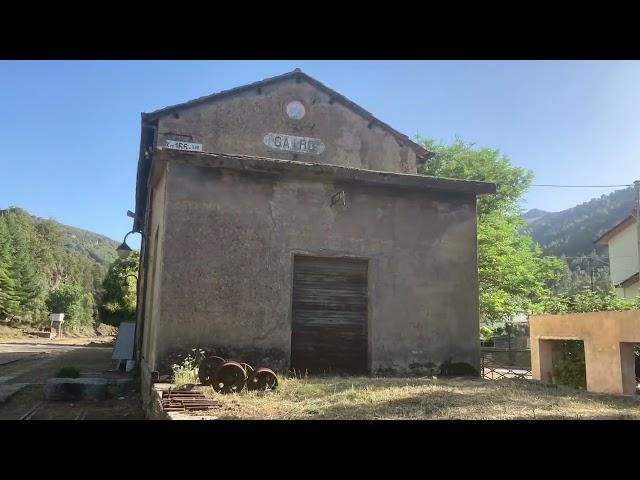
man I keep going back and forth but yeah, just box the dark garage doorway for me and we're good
[290,255,369,375]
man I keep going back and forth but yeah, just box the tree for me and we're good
[418,137,565,323]
[98,251,139,326]
[478,211,565,322]
[418,137,533,217]
[2,210,45,320]
[0,206,115,327]
[45,282,96,329]
[0,217,19,317]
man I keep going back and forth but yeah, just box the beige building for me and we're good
[130,70,495,398]
[530,310,640,396]
[595,214,639,299]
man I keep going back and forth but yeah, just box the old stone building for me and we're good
[132,69,495,394]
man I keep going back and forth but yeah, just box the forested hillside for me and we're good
[523,187,636,293]
[0,207,119,328]
[526,187,635,259]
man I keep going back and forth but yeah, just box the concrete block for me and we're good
[44,378,107,401]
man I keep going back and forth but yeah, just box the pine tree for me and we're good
[4,212,42,316]
[0,216,19,317]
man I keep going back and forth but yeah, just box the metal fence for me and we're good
[480,348,532,380]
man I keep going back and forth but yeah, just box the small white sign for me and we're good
[263,133,325,155]
[165,139,203,152]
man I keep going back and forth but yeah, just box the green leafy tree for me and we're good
[418,137,533,217]
[45,282,96,328]
[418,137,565,323]
[98,251,139,326]
[535,287,640,315]
[0,206,116,327]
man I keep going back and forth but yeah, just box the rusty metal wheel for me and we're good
[198,356,225,386]
[212,361,247,394]
[240,363,254,379]
[247,367,278,391]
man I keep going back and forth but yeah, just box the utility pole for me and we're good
[589,256,594,292]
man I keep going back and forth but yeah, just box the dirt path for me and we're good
[0,340,144,420]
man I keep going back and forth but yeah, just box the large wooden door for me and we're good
[290,256,368,374]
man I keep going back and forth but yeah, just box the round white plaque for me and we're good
[286,100,306,120]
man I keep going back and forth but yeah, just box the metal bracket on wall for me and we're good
[331,190,346,207]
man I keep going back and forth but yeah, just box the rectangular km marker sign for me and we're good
[165,139,203,152]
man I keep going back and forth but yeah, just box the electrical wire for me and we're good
[530,184,633,188]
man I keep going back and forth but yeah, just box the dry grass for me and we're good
[0,324,118,343]
[0,325,31,340]
[201,376,640,420]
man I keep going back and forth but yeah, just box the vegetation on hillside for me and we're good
[0,207,129,330]
[526,186,635,262]
[523,188,637,292]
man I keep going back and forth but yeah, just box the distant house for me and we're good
[595,214,639,299]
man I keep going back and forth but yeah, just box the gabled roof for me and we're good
[141,69,433,161]
[134,69,437,231]
[594,214,636,245]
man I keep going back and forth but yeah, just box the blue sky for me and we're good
[1,60,639,247]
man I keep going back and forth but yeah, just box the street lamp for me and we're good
[115,227,146,364]
[116,230,142,259]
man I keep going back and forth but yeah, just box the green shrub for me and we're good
[552,341,586,389]
[171,349,205,387]
[45,283,95,329]
[480,325,494,341]
[55,366,81,378]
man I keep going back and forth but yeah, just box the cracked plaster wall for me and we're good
[150,161,480,375]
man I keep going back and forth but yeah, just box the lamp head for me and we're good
[116,241,133,259]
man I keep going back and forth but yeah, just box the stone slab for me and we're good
[44,378,108,401]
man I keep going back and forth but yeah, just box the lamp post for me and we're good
[115,230,145,363]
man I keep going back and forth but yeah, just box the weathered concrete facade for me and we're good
[148,71,427,176]
[133,70,495,401]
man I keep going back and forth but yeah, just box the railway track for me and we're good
[19,402,43,420]
[74,408,89,420]
[18,403,90,420]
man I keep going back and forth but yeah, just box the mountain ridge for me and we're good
[525,187,635,259]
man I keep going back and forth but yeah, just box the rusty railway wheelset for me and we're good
[198,356,278,394]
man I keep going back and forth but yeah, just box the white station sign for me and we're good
[165,139,203,152]
[263,133,325,155]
